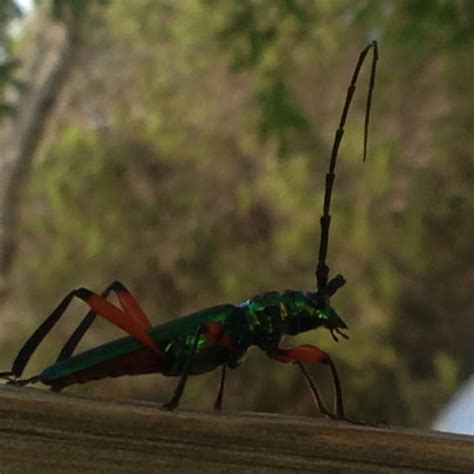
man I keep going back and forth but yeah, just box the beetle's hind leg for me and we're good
[0,371,16,385]
[6,374,41,387]
[56,280,154,362]
[2,282,164,382]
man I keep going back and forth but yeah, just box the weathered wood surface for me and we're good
[0,385,472,473]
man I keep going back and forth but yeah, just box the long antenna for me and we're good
[315,41,378,291]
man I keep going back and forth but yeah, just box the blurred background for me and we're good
[0,0,472,431]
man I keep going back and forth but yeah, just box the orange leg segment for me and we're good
[75,288,161,355]
[57,281,155,363]
[275,344,328,364]
[113,283,153,330]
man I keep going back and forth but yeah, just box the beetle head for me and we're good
[306,274,349,341]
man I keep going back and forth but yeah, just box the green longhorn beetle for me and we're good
[1,41,378,420]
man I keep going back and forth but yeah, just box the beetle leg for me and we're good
[163,321,234,411]
[0,371,14,382]
[56,281,153,362]
[294,361,333,419]
[201,322,233,411]
[75,289,159,351]
[6,287,163,379]
[162,325,205,411]
[201,321,234,411]
[274,344,345,420]
[214,365,227,411]
[7,374,41,387]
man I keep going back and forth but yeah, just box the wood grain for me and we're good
[0,385,472,473]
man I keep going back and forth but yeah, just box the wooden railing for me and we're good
[0,385,473,473]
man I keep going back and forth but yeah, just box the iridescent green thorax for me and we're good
[239,290,333,341]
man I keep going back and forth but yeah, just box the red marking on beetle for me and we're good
[202,322,233,350]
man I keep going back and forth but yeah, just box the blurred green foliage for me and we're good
[1,0,473,428]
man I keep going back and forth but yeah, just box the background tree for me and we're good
[0,0,106,294]
[0,0,24,119]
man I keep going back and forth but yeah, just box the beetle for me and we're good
[1,41,378,420]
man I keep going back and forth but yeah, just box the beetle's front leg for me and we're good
[294,361,333,419]
[273,344,345,420]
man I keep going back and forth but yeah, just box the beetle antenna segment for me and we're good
[363,42,378,163]
[315,41,378,290]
